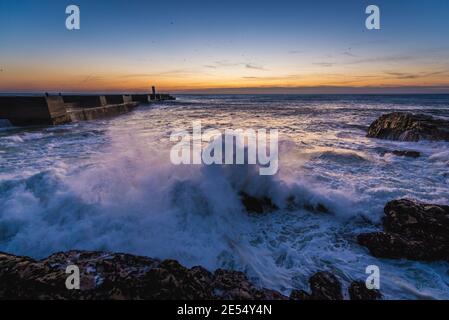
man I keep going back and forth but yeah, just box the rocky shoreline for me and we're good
[0,250,381,300]
[359,113,449,262]
[0,250,285,300]
[357,199,449,262]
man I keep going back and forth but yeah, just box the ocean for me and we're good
[0,94,448,299]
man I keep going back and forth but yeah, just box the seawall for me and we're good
[0,93,175,126]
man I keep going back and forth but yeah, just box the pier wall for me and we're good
[0,96,70,126]
[131,94,150,103]
[68,102,139,122]
[0,92,175,126]
[105,95,124,105]
[62,95,103,109]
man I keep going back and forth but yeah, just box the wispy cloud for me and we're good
[241,74,301,81]
[312,62,335,67]
[310,54,416,68]
[341,51,357,57]
[205,60,267,70]
[79,74,105,84]
[245,63,265,70]
[384,70,449,79]
[119,69,200,79]
[349,55,414,65]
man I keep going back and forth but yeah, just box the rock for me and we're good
[289,289,311,300]
[367,112,449,142]
[386,150,421,158]
[357,199,449,261]
[309,272,344,300]
[348,281,382,300]
[290,273,383,301]
[290,271,343,300]
[239,192,278,214]
[0,250,288,300]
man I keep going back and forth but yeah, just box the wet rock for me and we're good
[309,272,343,300]
[289,289,311,300]
[290,271,343,300]
[367,112,449,142]
[0,250,288,300]
[348,281,382,300]
[239,192,278,214]
[290,273,383,300]
[211,269,286,300]
[391,150,421,158]
[383,150,421,158]
[357,199,449,261]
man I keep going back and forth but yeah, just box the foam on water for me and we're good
[0,95,448,299]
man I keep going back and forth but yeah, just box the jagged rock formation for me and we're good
[348,281,382,300]
[239,192,278,214]
[289,272,382,300]
[358,199,449,261]
[0,250,287,300]
[367,112,449,142]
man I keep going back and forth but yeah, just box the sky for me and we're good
[1,0,449,94]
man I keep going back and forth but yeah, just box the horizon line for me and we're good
[1,85,449,95]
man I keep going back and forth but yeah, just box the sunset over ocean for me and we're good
[0,0,448,307]
[1,0,449,93]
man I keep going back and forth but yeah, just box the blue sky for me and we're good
[1,0,449,93]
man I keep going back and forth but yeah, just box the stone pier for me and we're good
[0,91,175,126]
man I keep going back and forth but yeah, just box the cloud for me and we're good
[245,63,265,70]
[342,51,357,57]
[79,74,105,84]
[205,60,266,71]
[119,69,200,79]
[241,74,301,81]
[384,70,449,79]
[313,62,334,67]
[349,55,414,65]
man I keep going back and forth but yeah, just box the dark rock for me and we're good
[239,192,278,214]
[290,271,343,300]
[357,199,449,261]
[367,112,449,142]
[289,289,311,300]
[309,271,343,300]
[348,281,382,300]
[387,150,421,158]
[290,273,384,300]
[0,250,288,300]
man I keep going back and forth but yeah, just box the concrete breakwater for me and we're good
[0,92,175,126]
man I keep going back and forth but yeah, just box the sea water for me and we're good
[0,94,448,299]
